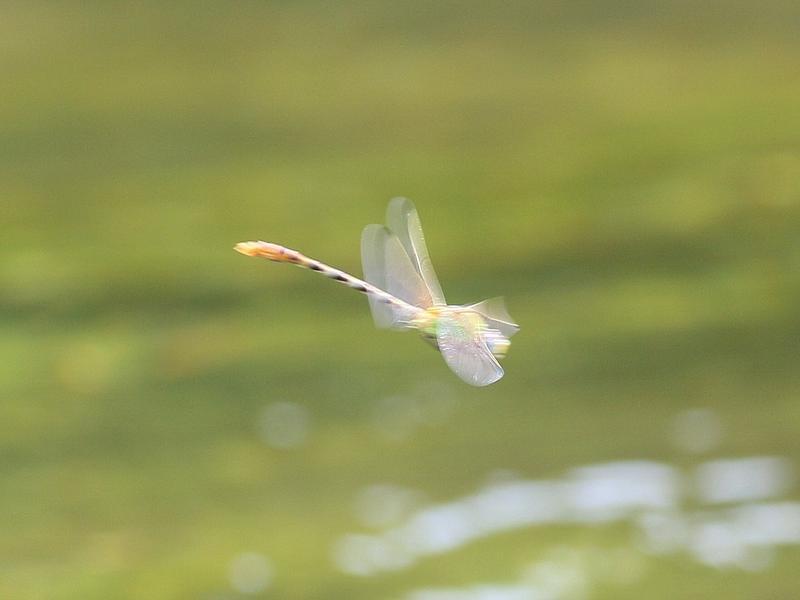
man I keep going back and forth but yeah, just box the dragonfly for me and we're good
[235,198,519,386]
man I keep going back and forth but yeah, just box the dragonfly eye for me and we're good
[483,327,511,359]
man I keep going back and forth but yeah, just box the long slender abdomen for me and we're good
[234,241,421,319]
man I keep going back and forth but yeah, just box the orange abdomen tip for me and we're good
[234,241,287,261]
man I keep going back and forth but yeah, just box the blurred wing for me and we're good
[361,224,433,328]
[467,297,520,339]
[436,313,504,387]
[385,197,446,306]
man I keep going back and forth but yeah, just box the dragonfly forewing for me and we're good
[385,197,446,306]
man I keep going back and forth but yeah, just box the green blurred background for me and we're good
[2,2,800,599]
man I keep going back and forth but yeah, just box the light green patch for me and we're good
[2,2,800,598]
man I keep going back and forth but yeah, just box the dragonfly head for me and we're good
[482,325,511,359]
[455,309,513,360]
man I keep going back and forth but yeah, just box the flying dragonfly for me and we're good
[235,198,519,386]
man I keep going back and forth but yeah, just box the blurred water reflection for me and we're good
[354,484,425,529]
[407,546,595,600]
[695,457,793,504]
[669,408,723,455]
[335,452,798,597]
[371,383,459,442]
[227,552,273,595]
[257,401,310,450]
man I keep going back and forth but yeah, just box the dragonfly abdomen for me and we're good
[234,241,422,319]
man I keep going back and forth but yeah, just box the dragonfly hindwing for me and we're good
[436,311,504,387]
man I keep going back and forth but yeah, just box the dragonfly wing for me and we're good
[361,225,395,328]
[467,297,520,339]
[436,312,504,387]
[385,197,447,306]
[361,224,433,328]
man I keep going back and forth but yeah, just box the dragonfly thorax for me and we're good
[411,306,445,341]
[412,307,511,360]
